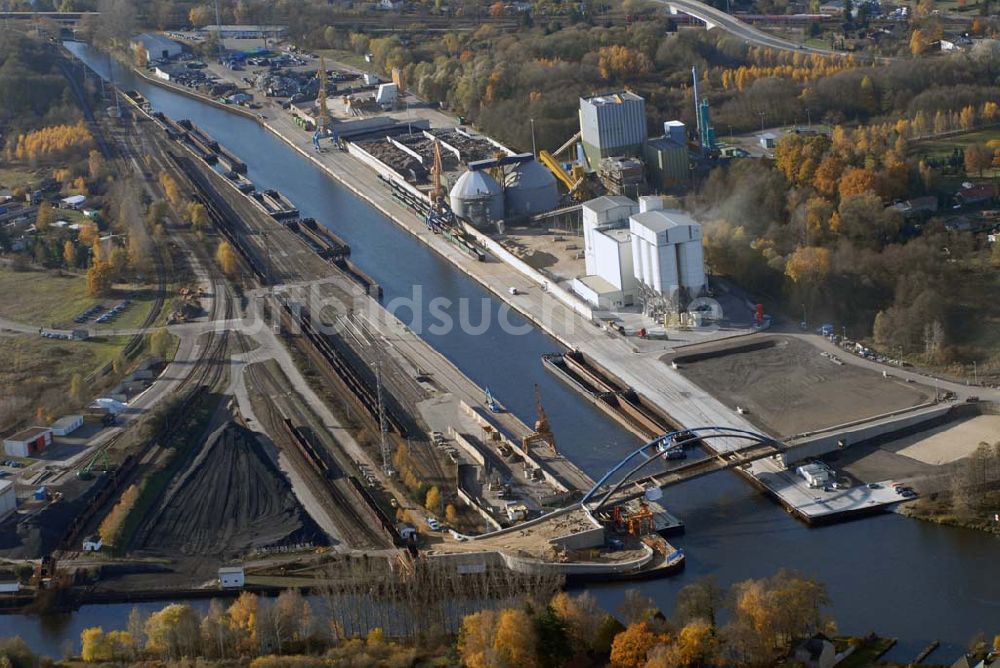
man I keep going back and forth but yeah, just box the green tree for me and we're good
[149,328,173,360]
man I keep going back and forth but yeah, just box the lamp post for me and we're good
[530,118,537,157]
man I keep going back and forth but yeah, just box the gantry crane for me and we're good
[522,384,556,456]
[426,139,455,230]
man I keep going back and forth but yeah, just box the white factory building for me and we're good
[574,195,706,311]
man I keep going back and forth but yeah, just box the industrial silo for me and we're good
[449,169,504,228]
[504,159,559,217]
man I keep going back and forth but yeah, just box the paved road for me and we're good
[658,0,844,56]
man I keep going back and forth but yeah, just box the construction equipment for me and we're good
[485,386,500,413]
[77,449,112,480]
[522,384,557,455]
[538,150,590,201]
[611,501,655,536]
[312,58,338,152]
[553,130,581,158]
[425,139,456,230]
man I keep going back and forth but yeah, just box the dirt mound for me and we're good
[139,422,324,558]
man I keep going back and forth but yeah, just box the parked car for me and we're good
[426,517,441,531]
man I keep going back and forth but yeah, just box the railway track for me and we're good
[64,88,168,383]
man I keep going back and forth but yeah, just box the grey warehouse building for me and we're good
[579,91,648,171]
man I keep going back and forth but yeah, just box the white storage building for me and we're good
[575,194,706,310]
[0,480,16,521]
[629,203,706,302]
[219,566,245,588]
[3,427,52,458]
[582,196,637,277]
[51,415,83,437]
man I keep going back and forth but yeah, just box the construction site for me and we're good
[673,335,937,439]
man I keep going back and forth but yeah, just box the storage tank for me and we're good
[504,159,558,217]
[449,170,504,228]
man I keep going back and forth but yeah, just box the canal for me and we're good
[5,42,995,662]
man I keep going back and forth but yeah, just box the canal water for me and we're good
[5,42,994,661]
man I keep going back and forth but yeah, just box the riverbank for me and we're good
[896,490,1000,535]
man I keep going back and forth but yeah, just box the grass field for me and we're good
[312,48,369,72]
[0,334,129,429]
[0,165,45,193]
[0,267,93,327]
[911,127,1000,178]
[0,267,162,330]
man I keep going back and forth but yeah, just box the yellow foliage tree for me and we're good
[216,240,238,277]
[609,621,663,668]
[445,503,458,524]
[98,483,140,545]
[597,46,652,81]
[87,260,114,297]
[457,609,499,668]
[228,591,259,654]
[910,29,929,56]
[14,122,94,165]
[784,246,831,284]
[837,167,878,200]
[493,608,538,668]
[425,485,442,514]
[81,627,112,662]
[63,240,77,268]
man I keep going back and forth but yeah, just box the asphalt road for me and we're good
[658,0,845,56]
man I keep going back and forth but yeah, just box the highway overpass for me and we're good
[659,0,845,56]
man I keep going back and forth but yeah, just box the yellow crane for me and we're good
[538,149,589,201]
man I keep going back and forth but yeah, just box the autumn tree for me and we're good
[81,627,112,663]
[551,591,605,653]
[201,599,235,660]
[216,240,238,277]
[88,149,105,180]
[228,592,259,655]
[98,483,140,545]
[609,621,663,668]
[445,503,458,524]
[458,609,499,668]
[158,172,182,207]
[69,373,84,403]
[145,603,201,660]
[785,246,831,284]
[63,240,78,268]
[186,201,210,231]
[493,608,538,667]
[87,260,114,297]
[837,167,878,200]
[36,202,55,230]
[109,246,129,280]
[910,28,930,56]
[646,619,717,668]
[132,41,148,68]
[425,485,443,514]
[597,46,652,81]
[965,143,993,177]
